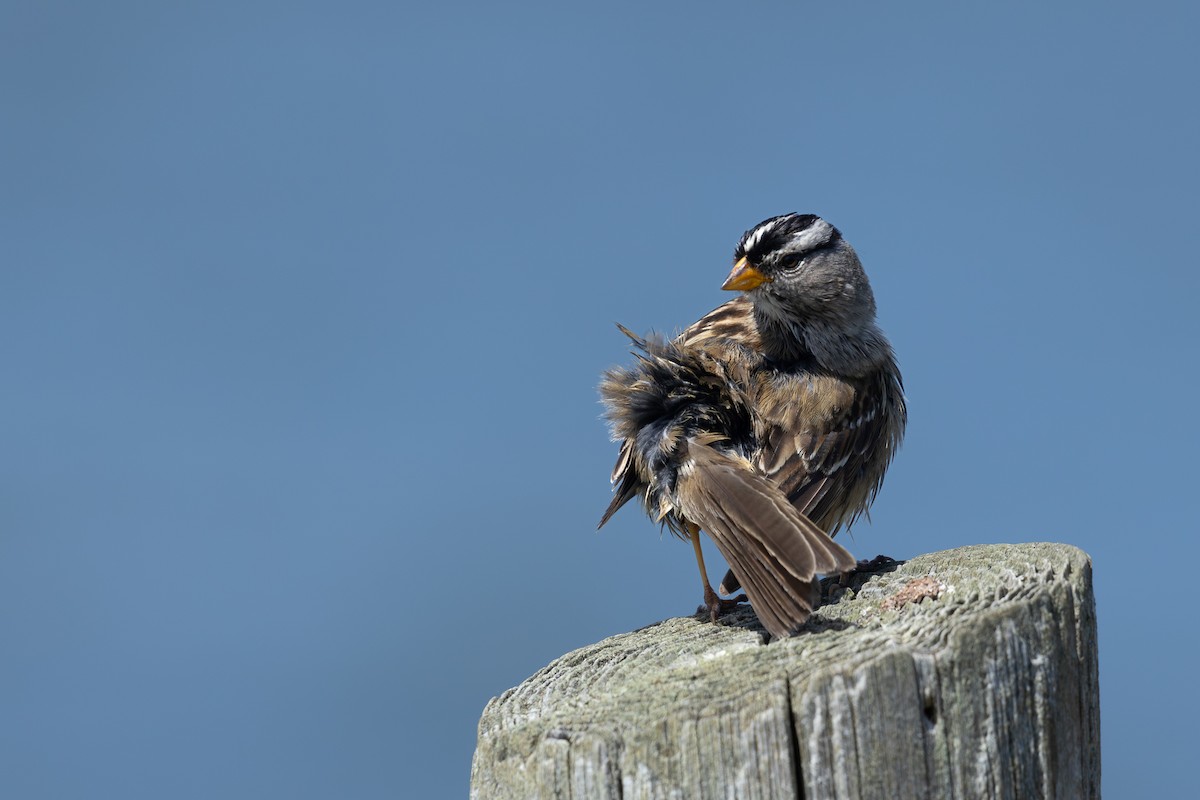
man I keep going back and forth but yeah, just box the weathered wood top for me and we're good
[471,543,1100,800]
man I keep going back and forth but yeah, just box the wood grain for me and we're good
[470,543,1100,800]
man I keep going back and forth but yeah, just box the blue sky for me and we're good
[2,2,1197,797]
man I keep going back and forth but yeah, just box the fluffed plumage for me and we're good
[599,213,906,638]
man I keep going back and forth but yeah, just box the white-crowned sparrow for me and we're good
[599,213,906,638]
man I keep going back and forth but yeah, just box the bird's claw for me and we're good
[701,585,748,623]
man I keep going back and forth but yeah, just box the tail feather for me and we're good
[598,442,641,529]
[676,440,856,637]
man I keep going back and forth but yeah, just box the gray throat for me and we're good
[753,305,889,377]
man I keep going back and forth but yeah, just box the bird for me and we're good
[598,213,906,638]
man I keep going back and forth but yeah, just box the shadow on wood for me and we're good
[470,543,1100,800]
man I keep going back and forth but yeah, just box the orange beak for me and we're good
[721,257,771,291]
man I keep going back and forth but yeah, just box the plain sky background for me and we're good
[2,1,1197,797]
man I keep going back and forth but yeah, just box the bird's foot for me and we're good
[700,584,749,623]
[855,554,898,572]
[839,554,899,586]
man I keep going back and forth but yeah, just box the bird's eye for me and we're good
[778,253,804,272]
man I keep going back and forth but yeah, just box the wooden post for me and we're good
[470,543,1100,799]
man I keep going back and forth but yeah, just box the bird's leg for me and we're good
[687,522,748,622]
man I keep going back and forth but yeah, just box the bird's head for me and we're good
[723,213,877,330]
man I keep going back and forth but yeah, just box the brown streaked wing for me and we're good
[720,372,881,595]
[755,371,885,528]
[677,296,760,352]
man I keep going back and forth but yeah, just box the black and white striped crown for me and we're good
[734,213,842,267]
